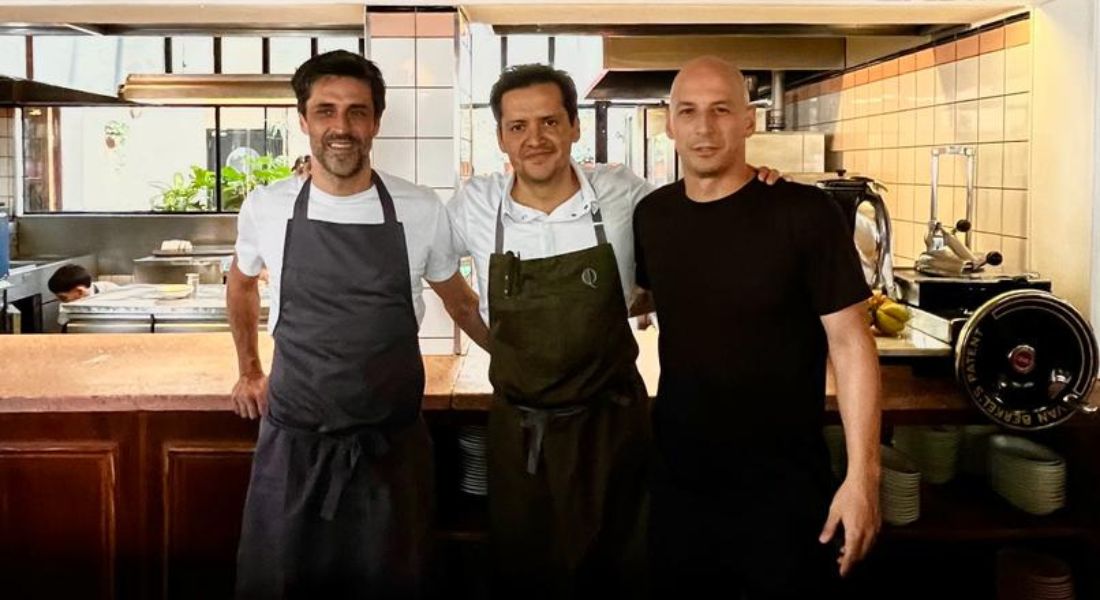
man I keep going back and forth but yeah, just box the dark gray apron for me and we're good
[236,173,433,599]
[486,199,651,598]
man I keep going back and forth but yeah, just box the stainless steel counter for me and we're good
[59,283,270,333]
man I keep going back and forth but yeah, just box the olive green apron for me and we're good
[487,198,650,598]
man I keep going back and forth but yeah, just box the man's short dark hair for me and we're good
[48,264,92,295]
[489,64,578,129]
[291,50,386,120]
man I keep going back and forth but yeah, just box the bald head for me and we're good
[667,55,757,186]
[670,56,750,109]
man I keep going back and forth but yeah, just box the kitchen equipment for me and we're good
[956,290,1098,430]
[0,212,9,280]
[60,283,270,333]
[133,256,223,285]
[891,147,1097,430]
[816,172,895,295]
[914,146,1002,277]
[152,243,236,257]
[186,273,200,298]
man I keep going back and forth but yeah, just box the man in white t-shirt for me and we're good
[228,50,480,598]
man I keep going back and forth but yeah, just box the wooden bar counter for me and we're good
[1,331,1098,599]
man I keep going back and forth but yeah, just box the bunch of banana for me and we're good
[867,293,911,336]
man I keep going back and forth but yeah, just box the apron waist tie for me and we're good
[320,429,391,521]
[266,416,392,521]
[516,405,587,475]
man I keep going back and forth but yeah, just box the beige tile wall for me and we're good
[0,108,14,214]
[788,19,1031,272]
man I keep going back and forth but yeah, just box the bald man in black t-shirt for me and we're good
[633,56,883,598]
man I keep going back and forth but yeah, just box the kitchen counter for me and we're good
[0,328,974,417]
[59,283,271,325]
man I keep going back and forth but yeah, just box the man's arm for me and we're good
[628,286,655,318]
[430,271,489,351]
[227,257,267,419]
[818,301,882,577]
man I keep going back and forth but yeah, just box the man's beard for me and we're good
[314,133,369,178]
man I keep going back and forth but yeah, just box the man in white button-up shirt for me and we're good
[445,64,775,597]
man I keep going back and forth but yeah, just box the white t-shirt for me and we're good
[235,171,458,333]
[448,162,654,322]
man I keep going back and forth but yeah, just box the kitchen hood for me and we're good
[586,35,847,100]
[0,75,131,107]
[119,74,295,106]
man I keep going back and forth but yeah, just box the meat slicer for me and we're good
[889,146,1097,429]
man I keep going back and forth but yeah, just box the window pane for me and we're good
[553,36,603,100]
[270,37,311,74]
[218,108,297,212]
[23,106,215,212]
[317,37,360,54]
[471,23,500,104]
[571,107,596,166]
[607,106,638,170]
[506,35,548,67]
[221,37,263,74]
[33,36,163,96]
[0,36,26,78]
[34,37,114,96]
[172,37,214,74]
[472,106,507,176]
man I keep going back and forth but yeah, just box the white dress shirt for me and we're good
[448,162,653,322]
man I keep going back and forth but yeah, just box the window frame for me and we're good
[16,32,363,215]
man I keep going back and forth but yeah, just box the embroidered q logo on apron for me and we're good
[581,267,599,289]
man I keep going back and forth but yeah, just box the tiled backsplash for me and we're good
[0,108,13,214]
[366,10,457,202]
[787,18,1031,273]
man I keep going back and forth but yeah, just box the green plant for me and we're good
[152,165,215,212]
[221,154,293,211]
[104,120,129,149]
[152,154,293,212]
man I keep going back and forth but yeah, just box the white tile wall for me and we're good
[416,88,455,137]
[371,38,417,87]
[934,62,956,105]
[1005,45,1031,95]
[416,139,456,187]
[977,143,1004,188]
[416,38,454,87]
[1003,142,1029,189]
[956,57,980,101]
[934,104,955,145]
[373,138,417,181]
[378,88,416,138]
[978,97,1005,142]
[1004,93,1029,141]
[788,26,1032,264]
[979,51,1006,97]
[956,100,979,144]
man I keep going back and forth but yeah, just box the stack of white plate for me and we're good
[997,547,1076,600]
[823,425,847,479]
[893,425,962,484]
[457,425,488,496]
[880,445,921,526]
[989,435,1066,516]
[959,424,1002,477]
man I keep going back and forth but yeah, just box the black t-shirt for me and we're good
[634,178,870,479]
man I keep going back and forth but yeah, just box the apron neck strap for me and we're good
[494,195,607,255]
[292,170,397,224]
